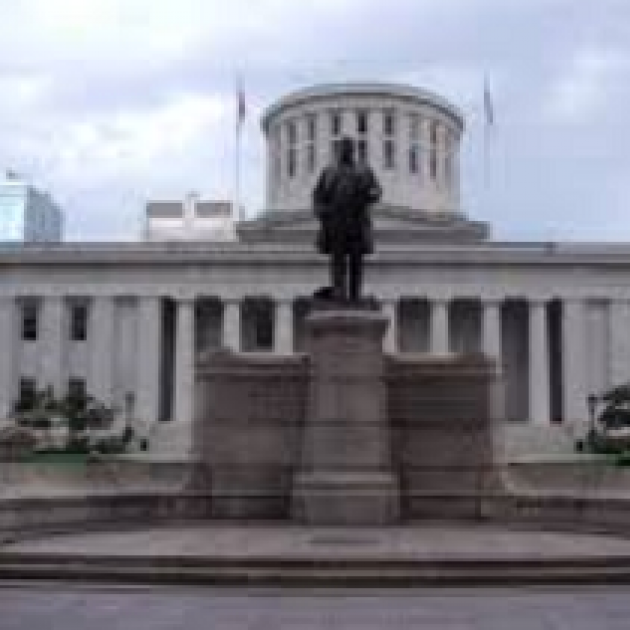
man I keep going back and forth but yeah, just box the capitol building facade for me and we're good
[1,82,629,452]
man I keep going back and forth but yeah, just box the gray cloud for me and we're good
[0,0,629,241]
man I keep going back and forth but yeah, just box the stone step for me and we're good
[4,553,630,587]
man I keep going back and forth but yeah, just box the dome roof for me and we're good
[261,81,464,133]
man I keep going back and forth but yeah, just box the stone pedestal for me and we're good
[293,309,399,525]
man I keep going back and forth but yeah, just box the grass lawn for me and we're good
[22,451,90,464]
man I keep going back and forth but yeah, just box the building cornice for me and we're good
[3,240,630,268]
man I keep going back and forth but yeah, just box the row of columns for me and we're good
[0,295,163,424]
[173,296,542,424]
[272,109,456,184]
[0,293,606,428]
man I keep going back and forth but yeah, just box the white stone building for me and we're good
[144,193,236,242]
[0,82,628,453]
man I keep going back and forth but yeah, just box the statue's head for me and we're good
[337,136,355,166]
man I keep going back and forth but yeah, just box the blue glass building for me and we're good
[0,173,64,242]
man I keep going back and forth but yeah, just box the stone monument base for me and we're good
[293,471,399,526]
[192,308,502,523]
[293,308,400,525]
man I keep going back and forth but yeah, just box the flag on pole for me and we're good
[237,82,246,127]
[483,77,494,127]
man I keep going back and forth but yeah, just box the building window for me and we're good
[429,120,439,180]
[444,129,455,186]
[383,110,396,136]
[247,300,273,351]
[286,120,297,178]
[70,303,88,341]
[329,110,342,162]
[330,110,342,136]
[256,311,273,350]
[409,113,422,176]
[383,140,395,169]
[382,109,396,170]
[356,109,369,164]
[307,145,316,173]
[306,114,317,173]
[357,110,368,135]
[17,377,36,411]
[21,301,38,341]
[67,377,87,405]
[357,139,368,165]
[308,115,316,141]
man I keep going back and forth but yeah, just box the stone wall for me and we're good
[193,349,498,520]
[193,350,309,518]
[387,354,500,518]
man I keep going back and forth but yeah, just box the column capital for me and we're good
[380,297,400,308]
[480,296,504,307]
[173,295,197,306]
[221,296,242,306]
[560,296,586,305]
[427,295,451,306]
[273,296,295,307]
[137,294,163,303]
[527,296,551,307]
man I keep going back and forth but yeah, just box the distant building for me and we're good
[0,172,64,243]
[144,193,236,242]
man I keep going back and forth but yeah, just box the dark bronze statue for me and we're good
[313,136,382,302]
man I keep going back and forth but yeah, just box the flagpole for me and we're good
[234,76,246,223]
[482,76,494,210]
[235,112,241,223]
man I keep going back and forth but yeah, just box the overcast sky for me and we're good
[0,0,628,241]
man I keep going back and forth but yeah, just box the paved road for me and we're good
[2,584,630,629]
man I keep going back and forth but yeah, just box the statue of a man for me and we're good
[313,136,382,302]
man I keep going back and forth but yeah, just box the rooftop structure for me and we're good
[144,193,236,242]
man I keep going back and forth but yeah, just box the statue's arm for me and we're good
[365,168,382,205]
[313,168,333,217]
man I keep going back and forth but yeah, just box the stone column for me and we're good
[420,116,430,184]
[293,310,399,525]
[41,295,65,396]
[529,299,551,424]
[174,298,195,431]
[609,299,630,387]
[395,107,405,186]
[314,110,327,175]
[265,122,275,209]
[436,122,447,188]
[430,298,450,355]
[562,298,587,422]
[274,299,294,354]
[222,299,241,351]
[0,297,15,418]
[453,132,462,209]
[366,108,378,169]
[135,296,162,425]
[481,299,502,366]
[89,296,115,405]
[382,300,398,353]
[341,108,354,136]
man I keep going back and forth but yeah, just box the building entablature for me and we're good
[5,240,630,269]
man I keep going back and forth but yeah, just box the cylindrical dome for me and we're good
[261,82,464,215]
